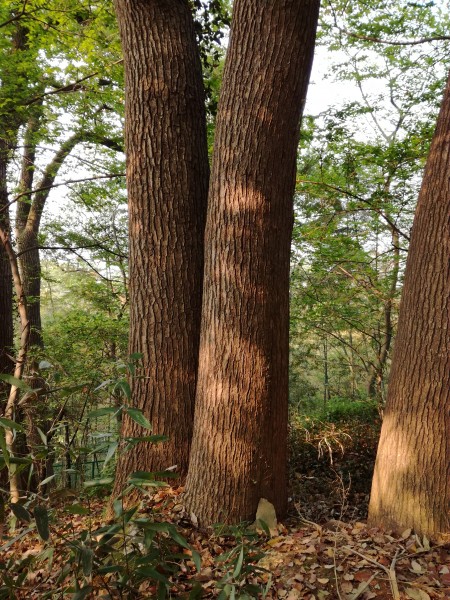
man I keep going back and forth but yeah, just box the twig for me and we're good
[350,571,380,600]
[343,546,401,599]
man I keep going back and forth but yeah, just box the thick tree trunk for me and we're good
[112,0,209,494]
[16,230,42,349]
[184,0,319,526]
[0,144,14,379]
[368,74,450,537]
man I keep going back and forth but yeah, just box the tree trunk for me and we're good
[0,143,13,379]
[368,73,450,537]
[184,0,319,526]
[367,226,400,401]
[0,228,30,503]
[112,0,209,494]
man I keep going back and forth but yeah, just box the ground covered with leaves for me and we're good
[1,419,449,599]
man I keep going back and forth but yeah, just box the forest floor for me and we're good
[1,419,450,599]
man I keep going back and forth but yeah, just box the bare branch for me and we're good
[0,0,29,29]
[27,58,123,106]
[2,173,125,213]
[297,178,410,242]
[341,29,450,47]
[17,244,127,260]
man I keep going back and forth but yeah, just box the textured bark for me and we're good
[0,142,13,378]
[0,227,30,503]
[184,0,319,525]
[16,129,81,349]
[368,73,450,537]
[112,0,209,493]
[0,23,33,373]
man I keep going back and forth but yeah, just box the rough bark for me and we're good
[0,141,14,379]
[368,73,450,537]
[0,23,33,375]
[112,0,209,494]
[0,227,30,503]
[184,0,319,526]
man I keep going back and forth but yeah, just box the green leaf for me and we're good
[191,549,202,572]
[94,379,112,391]
[10,503,31,523]
[36,427,47,446]
[65,504,89,515]
[96,565,123,574]
[115,379,131,400]
[102,441,118,469]
[129,471,167,481]
[124,434,168,445]
[135,566,170,584]
[87,407,118,419]
[0,374,31,390]
[34,505,50,541]
[0,428,9,468]
[83,477,113,488]
[39,474,56,487]
[72,585,93,600]
[81,544,93,576]
[126,408,152,429]
[0,417,24,432]
[233,546,244,578]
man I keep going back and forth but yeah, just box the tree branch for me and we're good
[26,58,123,106]
[297,178,410,242]
[341,29,450,47]
[3,173,125,213]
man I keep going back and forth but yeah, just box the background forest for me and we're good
[0,0,449,598]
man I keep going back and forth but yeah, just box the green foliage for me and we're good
[0,410,202,598]
[320,397,379,424]
[213,525,271,599]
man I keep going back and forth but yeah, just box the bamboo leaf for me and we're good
[81,544,94,576]
[0,428,9,468]
[126,408,152,429]
[0,374,31,390]
[34,505,50,541]
[0,417,24,432]
[10,503,31,523]
[88,407,118,419]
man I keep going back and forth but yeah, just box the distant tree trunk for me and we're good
[112,0,209,495]
[367,226,400,401]
[323,336,330,409]
[184,0,319,526]
[368,74,450,537]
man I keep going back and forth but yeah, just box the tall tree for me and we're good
[0,20,31,378]
[368,73,450,537]
[184,0,320,525]
[0,0,124,364]
[111,0,209,493]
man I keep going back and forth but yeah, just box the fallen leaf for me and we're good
[401,528,412,539]
[405,588,431,600]
[410,560,423,573]
[340,581,353,593]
